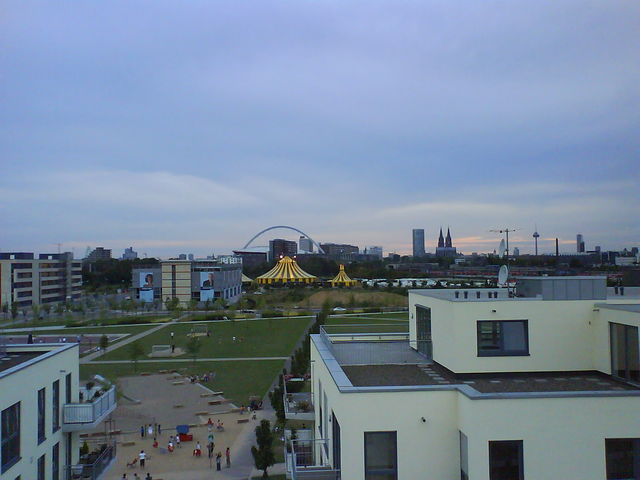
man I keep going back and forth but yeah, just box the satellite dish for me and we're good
[498,239,506,258]
[498,265,509,286]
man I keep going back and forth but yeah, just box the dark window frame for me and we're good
[610,322,640,383]
[477,320,529,357]
[37,387,46,444]
[489,440,524,480]
[364,431,398,480]
[52,380,60,433]
[52,443,60,480]
[605,438,640,480]
[37,453,45,480]
[1,402,21,474]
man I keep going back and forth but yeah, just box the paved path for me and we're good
[89,357,289,364]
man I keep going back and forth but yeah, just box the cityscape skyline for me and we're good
[1,1,638,257]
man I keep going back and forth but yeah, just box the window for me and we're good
[37,387,46,444]
[489,440,523,480]
[611,323,640,383]
[37,454,45,480]
[460,431,469,480]
[65,373,72,403]
[52,443,60,480]
[478,320,529,356]
[332,412,341,472]
[52,380,60,433]
[606,438,640,479]
[318,381,323,436]
[1,402,20,473]
[364,431,397,480]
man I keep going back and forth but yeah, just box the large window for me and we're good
[489,440,524,480]
[37,454,45,480]
[416,306,432,357]
[52,380,60,433]
[611,323,640,383]
[478,320,529,356]
[332,412,341,472]
[65,373,72,403]
[37,387,46,444]
[1,402,20,473]
[52,443,60,480]
[606,438,640,480]
[364,431,397,480]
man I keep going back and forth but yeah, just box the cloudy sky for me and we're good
[1,1,638,258]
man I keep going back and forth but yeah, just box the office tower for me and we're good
[412,229,426,257]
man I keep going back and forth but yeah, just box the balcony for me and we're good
[65,442,116,480]
[62,386,117,432]
[287,438,340,480]
[284,380,314,422]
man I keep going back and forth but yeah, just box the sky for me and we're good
[1,1,638,258]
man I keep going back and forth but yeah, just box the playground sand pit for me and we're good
[101,373,253,480]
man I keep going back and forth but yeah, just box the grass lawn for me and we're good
[325,312,409,333]
[327,313,408,325]
[1,314,171,329]
[81,359,284,406]
[98,317,312,361]
[19,324,156,336]
[252,475,286,480]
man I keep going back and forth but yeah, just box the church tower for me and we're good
[438,227,445,248]
[445,228,452,248]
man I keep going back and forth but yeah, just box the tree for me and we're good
[10,302,18,319]
[185,336,201,364]
[188,298,199,314]
[128,341,145,372]
[251,419,276,478]
[99,334,109,352]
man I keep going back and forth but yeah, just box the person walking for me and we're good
[175,434,181,448]
[140,425,144,438]
[216,452,222,471]
[225,447,231,468]
[147,424,153,437]
[139,450,146,469]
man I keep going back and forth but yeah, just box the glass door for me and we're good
[611,323,640,382]
[416,306,432,358]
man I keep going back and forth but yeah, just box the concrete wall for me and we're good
[0,344,80,480]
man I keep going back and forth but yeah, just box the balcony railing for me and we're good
[63,386,117,431]
[284,381,314,421]
[65,443,116,480]
[287,438,340,480]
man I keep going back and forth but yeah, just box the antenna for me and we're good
[53,243,62,254]
[490,228,518,297]
[498,265,509,286]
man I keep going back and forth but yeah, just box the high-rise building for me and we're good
[366,246,383,259]
[269,239,297,262]
[121,247,138,260]
[513,247,520,256]
[299,236,314,253]
[577,234,585,253]
[319,243,359,260]
[0,252,82,308]
[412,229,426,257]
[85,247,111,261]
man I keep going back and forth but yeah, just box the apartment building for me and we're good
[0,341,117,480]
[296,277,640,480]
[0,253,82,309]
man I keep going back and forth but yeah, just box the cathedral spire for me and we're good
[438,227,445,248]
[445,227,452,248]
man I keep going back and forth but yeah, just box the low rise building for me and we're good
[299,277,640,480]
[0,252,82,309]
[132,259,243,305]
[0,341,117,480]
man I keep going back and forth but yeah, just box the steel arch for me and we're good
[242,226,325,254]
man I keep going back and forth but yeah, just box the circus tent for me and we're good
[330,264,358,287]
[256,256,317,284]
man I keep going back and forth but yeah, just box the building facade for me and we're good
[133,259,243,305]
[320,244,359,261]
[121,247,138,260]
[85,247,111,262]
[0,253,82,309]
[298,277,640,480]
[269,239,298,262]
[0,341,116,480]
[300,236,314,253]
[412,229,426,257]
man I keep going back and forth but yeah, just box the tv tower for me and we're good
[533,226,540,256]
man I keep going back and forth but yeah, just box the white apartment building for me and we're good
[295,277,640,480]
[0,342,117,480]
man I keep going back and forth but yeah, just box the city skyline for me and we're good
[1,1,638,257]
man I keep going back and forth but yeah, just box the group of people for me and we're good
[121,473,152,480]
[187,371,215,383]
[140,423,161,438]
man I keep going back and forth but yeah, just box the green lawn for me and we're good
[327,313,408,325]
[98,317,312,360]
[80,359,284,406]
[17,324,156,336]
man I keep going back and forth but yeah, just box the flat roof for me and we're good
[596,303,640,313]
[0,351,45,373]
[342,364,638,393]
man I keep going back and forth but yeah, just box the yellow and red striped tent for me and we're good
[256,256,317,284]
[329,264,358,287]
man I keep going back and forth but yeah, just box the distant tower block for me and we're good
[533,228,540,256]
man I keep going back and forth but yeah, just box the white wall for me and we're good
[0,345,80,480]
